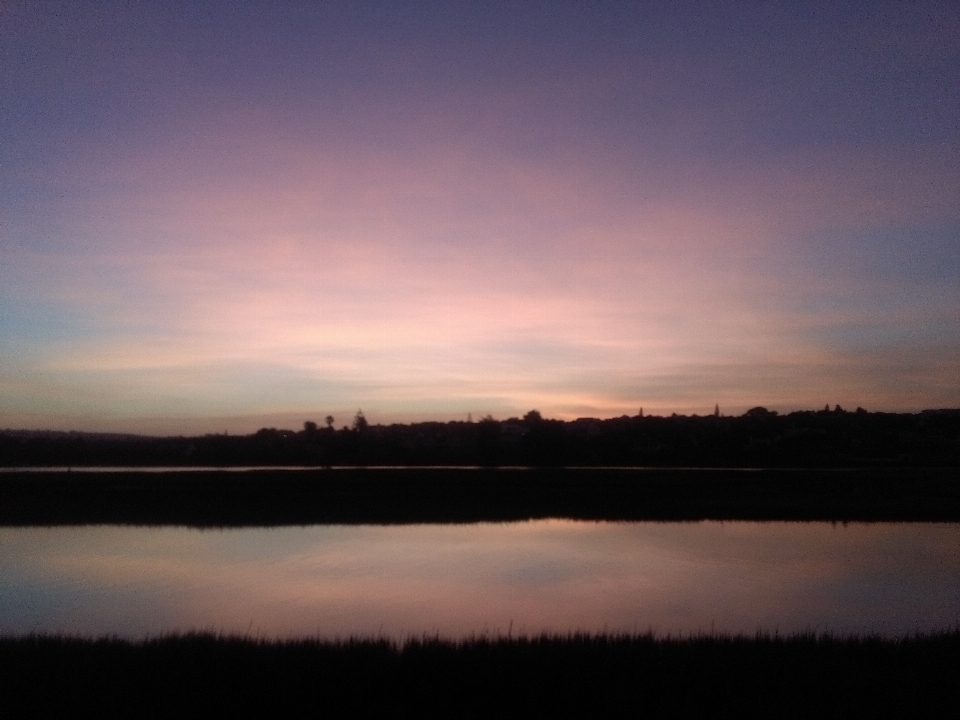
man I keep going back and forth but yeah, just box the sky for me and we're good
[2,0,958,434]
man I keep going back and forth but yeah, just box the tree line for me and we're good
[1,407,958,468]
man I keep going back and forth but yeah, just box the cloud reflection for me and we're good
[2,521,958,639]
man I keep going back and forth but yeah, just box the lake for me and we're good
[2,521,958,639]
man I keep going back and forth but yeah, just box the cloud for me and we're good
[3,1,958,431]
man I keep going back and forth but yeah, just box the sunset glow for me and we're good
[2,1,958,433]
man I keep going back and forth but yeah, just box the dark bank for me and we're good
[2,466,960,526]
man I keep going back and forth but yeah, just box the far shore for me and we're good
[2,466,958,526]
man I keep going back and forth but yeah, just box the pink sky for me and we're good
[2,1,958,433]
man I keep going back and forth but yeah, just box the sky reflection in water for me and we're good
[2,521,958,639]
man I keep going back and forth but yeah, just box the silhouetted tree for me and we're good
[3,407,958,468]
[353,410,368,433]
[475,416,502,465]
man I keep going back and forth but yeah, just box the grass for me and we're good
[3,631,959,717]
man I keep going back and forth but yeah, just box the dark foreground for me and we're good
[3,633,959,718]
[2,467,960,525]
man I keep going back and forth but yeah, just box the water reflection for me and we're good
[1,521,958,639]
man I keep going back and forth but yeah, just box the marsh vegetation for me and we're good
[4,632,959,717]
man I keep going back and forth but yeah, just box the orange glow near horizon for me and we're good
[2,2,958,433]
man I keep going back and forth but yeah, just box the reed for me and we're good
[3,631,959,717]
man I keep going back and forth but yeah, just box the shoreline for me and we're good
[2,466,958,525]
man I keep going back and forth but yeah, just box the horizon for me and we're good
[4,403,958,439]
[3,1,958,435]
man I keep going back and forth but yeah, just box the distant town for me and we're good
[3,407,958,468]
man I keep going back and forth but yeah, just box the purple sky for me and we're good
[2,1,958,433]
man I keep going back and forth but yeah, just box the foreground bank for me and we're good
[2,467,959,525]
[3,633,958,718]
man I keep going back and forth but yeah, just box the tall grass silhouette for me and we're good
[3,631,959,717]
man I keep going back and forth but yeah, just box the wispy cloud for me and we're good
[2,1,958,432]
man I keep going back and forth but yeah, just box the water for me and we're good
[2,521,958,639]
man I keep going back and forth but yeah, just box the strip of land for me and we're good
[4,408,959,468]
[3,633,958,718]
[2,467,958,525]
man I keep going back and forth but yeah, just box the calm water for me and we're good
[2,521,958,639]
